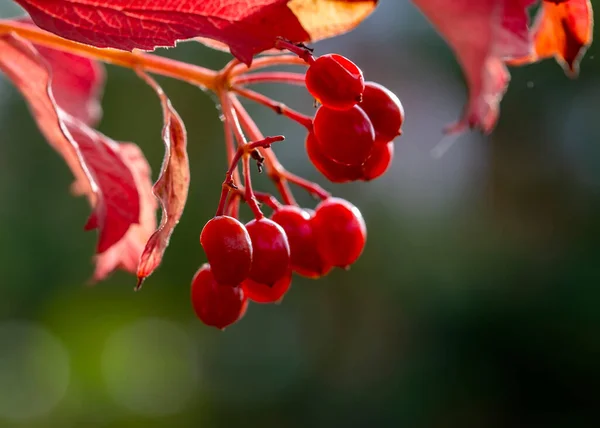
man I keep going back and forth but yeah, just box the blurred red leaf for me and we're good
[135,71,190,288]
[414,0,593,133]
[0,33,143,254]
[413,0,537,133]
[92,143,157,282]
[11,17,107,126]
[35,45,105,125]
[509,0,593,75]
[13,0,309,65]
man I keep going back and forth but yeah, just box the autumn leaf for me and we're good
[413,0,537,133]
[509,0,594,75]
[9,18,106,125]
[135,71,190,288]
[13,0,307,65]
[35,45,105,125]
[13,0,377,65]
[92,143,157,282]
[0,33,143,254]
[195,0,378,55]
[275,0,377,43]
[413,0,594,133]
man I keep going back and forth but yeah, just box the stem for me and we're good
[224,135,285,184]
[0,20,218,90]
[222,115,241,218]
[215,183,231,217]
[229,188,281,212]
[254,192,282,211]
[231,55,307,77]
[219,90,264,219]
[232,86,313,130]
[230,95,298,206]
[242,154,263,219]
[230,95,329,201]
[220,57,242,80]
[225,193,240,218]
[215,112,239,217]
[232,71,306,86]
[282,171,330,200]
[273,38,316,64]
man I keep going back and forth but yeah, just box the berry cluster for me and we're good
[306,55,404,183]
[192,198,365,329]
[190,42,403,329]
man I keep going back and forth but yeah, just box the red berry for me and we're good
[191,264,248,330]
[200,216,252,285]
[271,206,332,278]
[305,54,365,111]
[361,142,394,181]
[305,132,361,183]
[359,82,404,144]
[312,198,367,268]
[313,105,375,166]
[242,270,292,304]
[245,218,291,286]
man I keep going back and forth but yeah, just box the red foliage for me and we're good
[0,1,595,325]
[134,72,190,287]
[0,34,144,256]
[14,0,309,65]
[509,0,593,74]
[412,0,593,132]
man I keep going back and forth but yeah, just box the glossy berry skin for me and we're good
[313,105,375,166]
[305,54,365,111]
[271,206,332,278]
[200,216,253,285]
[312,198,367,269]
[242,270,292,304]
[245,218,291,286]
[191,264,248,330]
[305,132,361,183]
[361,142,394,181]
[359,82,404,144]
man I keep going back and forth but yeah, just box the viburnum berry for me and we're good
[200,216,252,285]
[191,264,248,330]
[242,270,292,304]
[305,54,365,111]
[271,205,331,278]
[361,142,394,181]
[359,82,405,144]
[312,198,367,269]
[245,218,291,286]
[313,105,375,166]
[305,132,361,183]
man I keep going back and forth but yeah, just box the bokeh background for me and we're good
[1,1,599,427]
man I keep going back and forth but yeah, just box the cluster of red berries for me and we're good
[190,46,403,329]
[305,54,404,183]
[191,198,366,329]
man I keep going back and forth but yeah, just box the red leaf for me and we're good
[14,0,310,65]
[196,0,378,53]
[35,46,105,125]
[12,18,106,125]
[0,33,142,254]
[135,71,190,288]
[92,143,157,282]
[413,0,537,133]
[509,0,594,75]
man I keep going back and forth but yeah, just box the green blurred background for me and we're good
[1,1,599,427]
